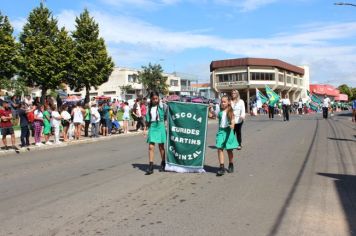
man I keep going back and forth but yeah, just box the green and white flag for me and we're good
[166,102,208,173]
[307,90,321,111]
[256,88,268,108]
[265,85,280,106]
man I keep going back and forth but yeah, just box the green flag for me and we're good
[166,102,208,173]
[265,85,280,106]
[256,88,268,104]
[307,90,321,111]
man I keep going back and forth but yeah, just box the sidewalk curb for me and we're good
[0,131,144,157]
[0,119,218,157]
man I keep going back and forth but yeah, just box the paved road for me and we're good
[0,113,355,236]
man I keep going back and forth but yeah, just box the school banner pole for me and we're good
[165,102,208,173]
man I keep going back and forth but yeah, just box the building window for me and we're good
[278,74,284,82]
[170,79,179,86]
[250,72,275,81]
[128,74,139,83]
[299,79,303,86]
[286,76,291,84]
[293,78,298,85]
[89,92,98,96]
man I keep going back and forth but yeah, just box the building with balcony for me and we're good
[192,83,215,99]
[174,72,199,96]
[66,67,182,100]
[210,57,310,111]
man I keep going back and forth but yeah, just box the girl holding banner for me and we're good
[143,91,167,175]
[216,96,239,176]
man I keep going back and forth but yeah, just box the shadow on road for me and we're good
[327,137,356,142]
[208,145,217,150]
[203,165,219,173]
[318,173,356,234]
[132,163,160,173]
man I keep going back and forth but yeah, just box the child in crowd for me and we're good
[143,91,167,175]
[122,102,130,134]
[33,105,44,146]
[216,95,239,176]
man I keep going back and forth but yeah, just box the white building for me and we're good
[66,67,182,100]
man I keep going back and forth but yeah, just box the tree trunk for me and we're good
[85,86,90,104]
[41,87,47,104]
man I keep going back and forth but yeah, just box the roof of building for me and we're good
[192,83,211,88]
[210,57,305,75]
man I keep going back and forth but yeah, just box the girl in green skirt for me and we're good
[216,95,239,176]
[143,91,167,175]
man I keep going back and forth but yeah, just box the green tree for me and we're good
[119,84,133,100]
[0,12,19,91]
[338,84,353,100]
[70,9,114,103]
[351,87,356,101]
[19,3,73,101]
[138,63,168,96]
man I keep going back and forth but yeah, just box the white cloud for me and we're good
[214,0,279,11]
[15,8,356,85]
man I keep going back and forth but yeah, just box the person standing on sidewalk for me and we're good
[84,104,91,137]
[122,102,130,134]
[231,89,245,150]
[322,95,330,119]
[141,98,147,130]
[0,101,17,150]
[51,105,62,144]
[71,102,85,140]
[60,105,71,142]
[33,105,44,146]
[43,105,52,145]
[17,103,35,148]
[90,103,100,138]
[282,95,291,121]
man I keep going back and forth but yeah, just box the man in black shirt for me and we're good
[17,103,35,147]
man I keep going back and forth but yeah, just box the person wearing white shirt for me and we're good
[281,95,291,121]
[51,105,62,144]
[298,99,303,115]
[90,103,101,138]
[231,89,245,150]
[322,95,330,119]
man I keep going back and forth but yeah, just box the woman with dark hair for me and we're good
[84,103,91,137]
[143,91,167,175]
[61,105,71,142]
[33,104,44,146]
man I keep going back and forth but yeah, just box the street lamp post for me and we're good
[334,2,356,7]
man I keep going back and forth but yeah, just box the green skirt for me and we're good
[43,122,51,135]
[216,127,239,150]
[147,121,166,144]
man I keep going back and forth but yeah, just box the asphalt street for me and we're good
[0,112,355,236]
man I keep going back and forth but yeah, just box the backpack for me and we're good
[27,111,35,123]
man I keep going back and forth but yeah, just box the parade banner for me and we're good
[166,102,208,173]
[265,85,280,106]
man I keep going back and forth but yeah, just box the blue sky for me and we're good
[2,0,356,86]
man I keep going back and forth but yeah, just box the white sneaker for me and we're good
[55,141,62,145]
[35,143,43,146]
[45,141,53,145]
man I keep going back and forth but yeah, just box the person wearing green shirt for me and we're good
[84,104,91,137]
[43,104,52,145]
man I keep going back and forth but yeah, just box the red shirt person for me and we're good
[0,101,16,150]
